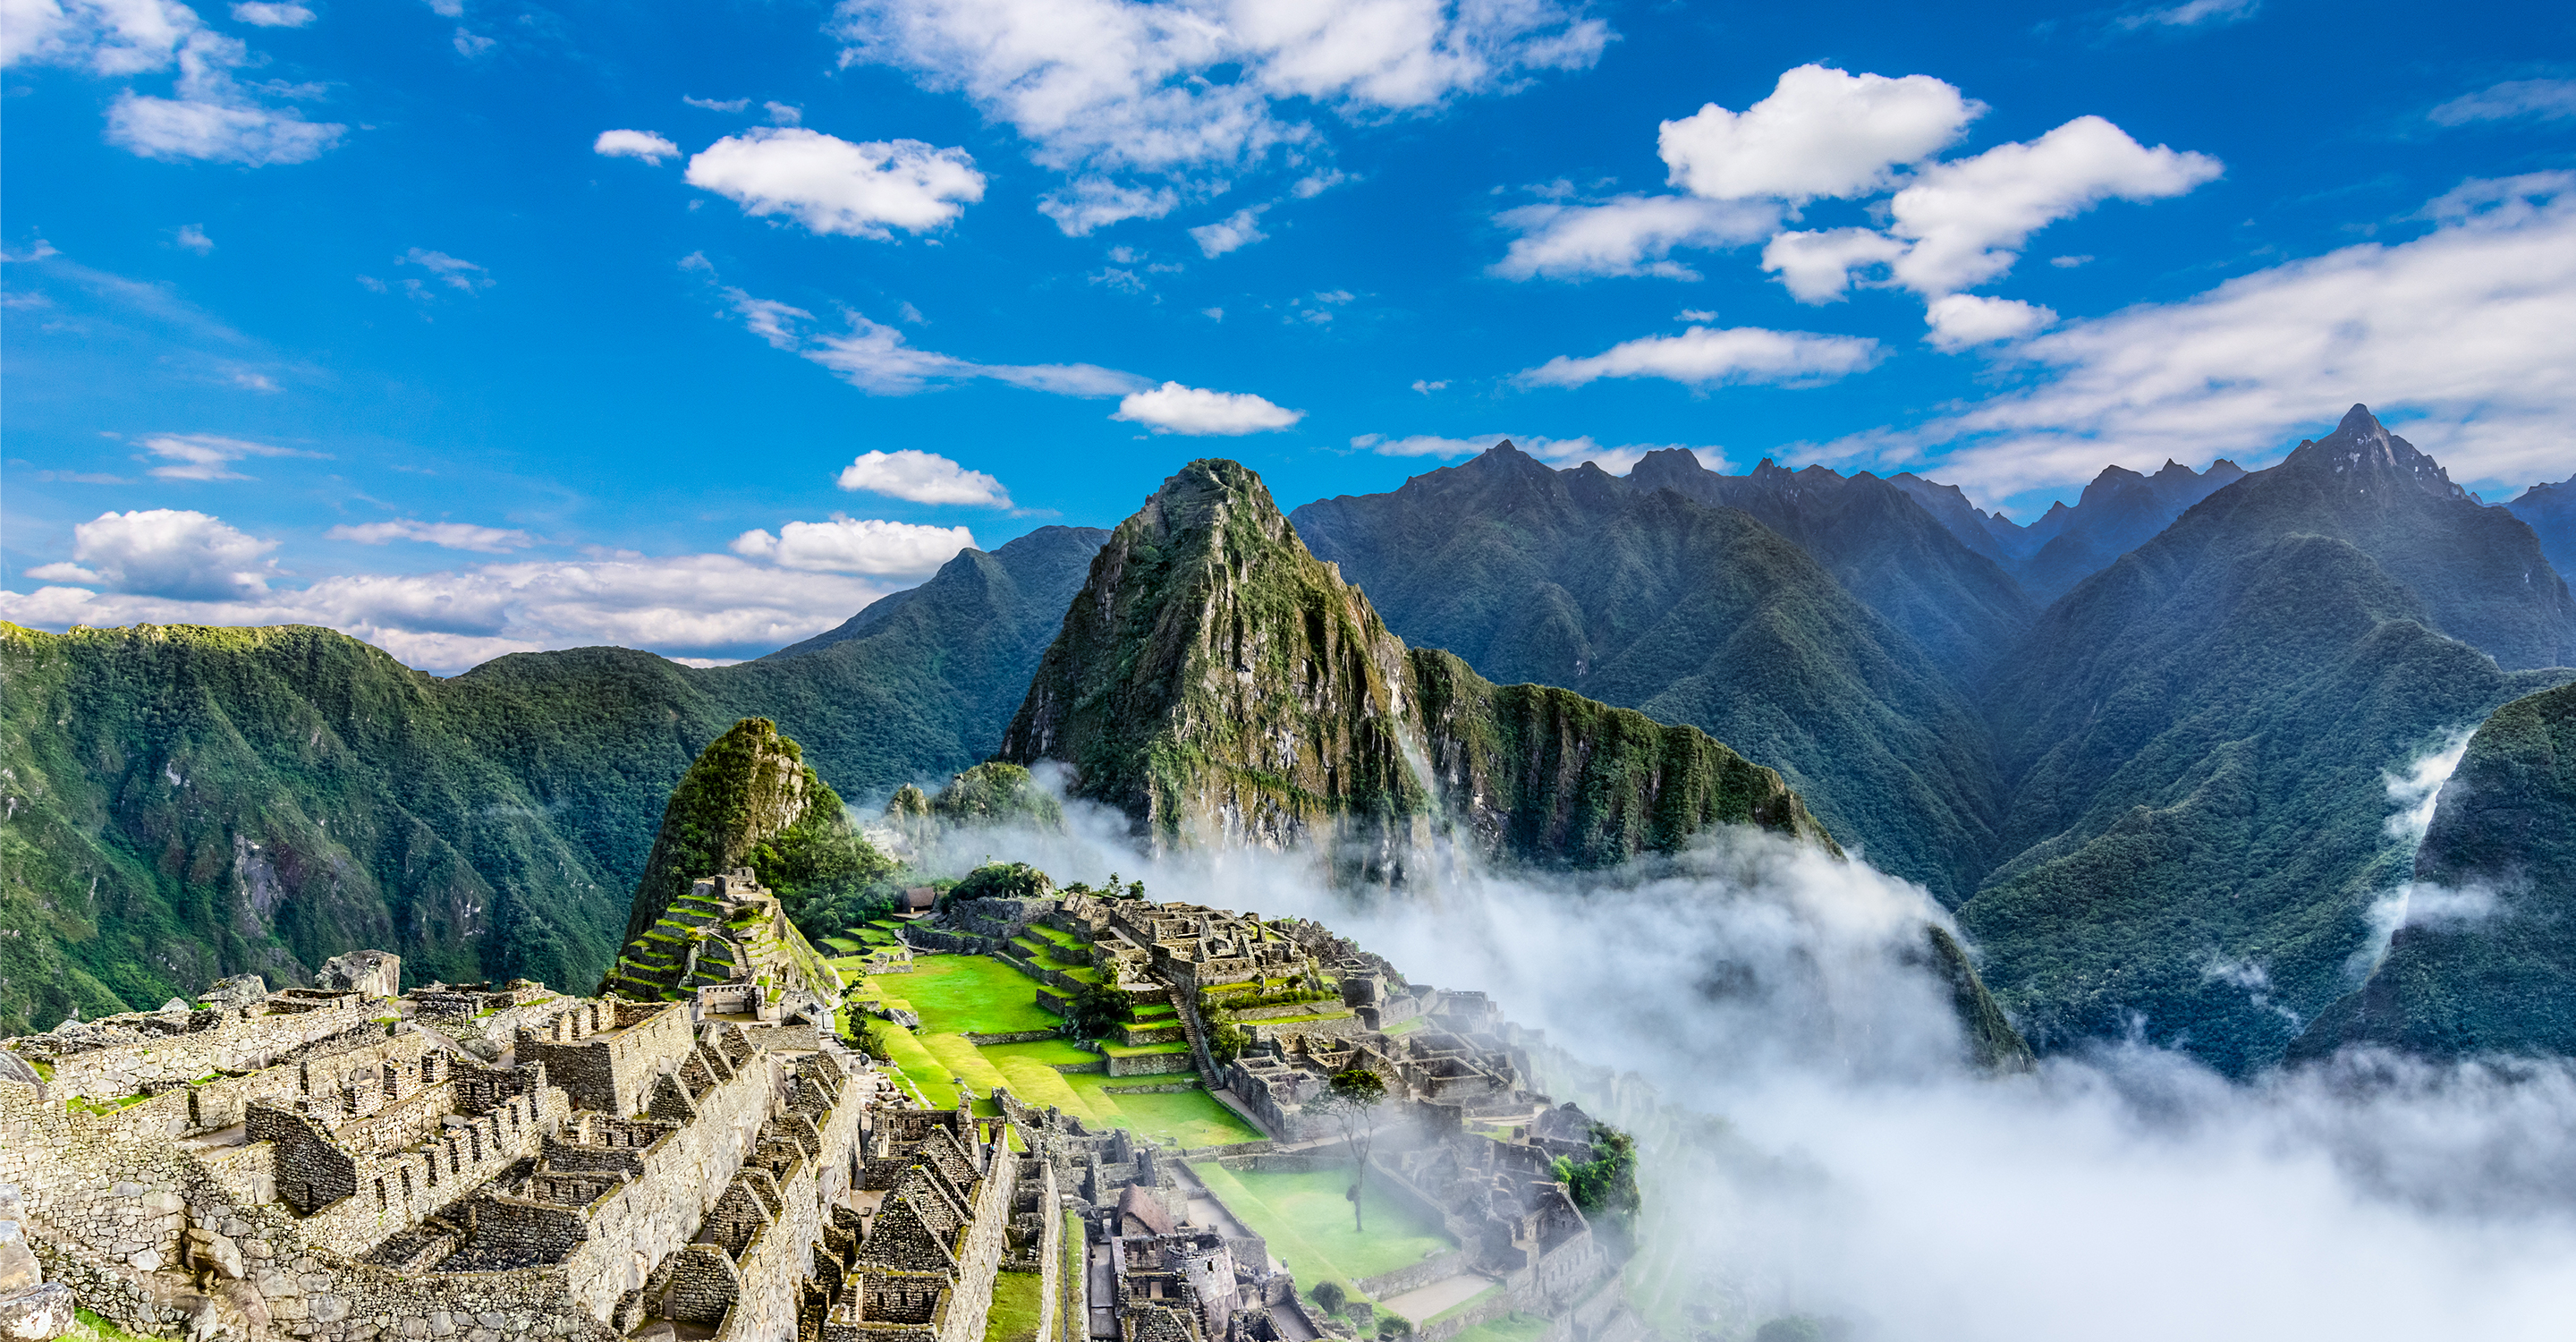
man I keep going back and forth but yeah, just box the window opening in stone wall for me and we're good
[376,1176,387,1210]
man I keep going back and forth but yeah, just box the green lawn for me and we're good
[869,955,1061,1034]
[821,935,864,954]
[1447,1315,1548,1342]
[1064,1075,1263,1148]
[983,1269,1046,1342]
[1099,1040,1191,1058]
[1189,1163,1452,1297]
[979,1038,1103,1067]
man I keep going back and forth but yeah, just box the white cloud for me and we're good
[26,508,278,599]
[2429,78,2576,127]
[836,448,1012,505]
[1189,204,1269,258]
[400,247,491,292]
[1112,380,1301,434]
[4,0,194,73]
[764,99,802,125]
[833,0,1607,227]
[1838,174,2576,496]
[1489,194,1780,281]
[173,223,213,253]
[1037,178,1179,236]
[1657,64,1984,203]
[228,1,313,26]
[1200,306,1223,320]
[728,514,977,574]
[718,286,1147,397]
[1759,226,1910,302]
[1518,324,1882,389]
[2114,0,2258,30]
[101,30,344,166]
[449,26,490,55]
[593,128,680,165]
[1675,309,1716,321]
[421,0,460,16]
[1885,115,2222,295]
[684,95,749,113]
[1352,431,1723,473]
[685,128,985,239]
[326,519,536,552]
[1411,378,1445,393]
[2051,252,2094,268]
[138,431,320,480]
[1923,293,2056,349]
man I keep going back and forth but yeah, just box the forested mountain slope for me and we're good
[1290,444,2001,904]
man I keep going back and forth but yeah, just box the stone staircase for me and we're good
[606,880,737,998]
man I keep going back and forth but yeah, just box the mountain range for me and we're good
[4,405,2568,1077]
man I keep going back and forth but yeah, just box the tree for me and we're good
[1313,1066,1388,1230]
[1551,1123,1641,1225]
[1309,1281,1346,1317]
[951,861,1054,902]
[1208,1021,1250,1065]
[1067,981,1131,1042]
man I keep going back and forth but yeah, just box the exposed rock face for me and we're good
[315,950,401,998]
[1000,459,1835,874]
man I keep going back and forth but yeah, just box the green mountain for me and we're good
[0,528,1103,1034]
[602,717,883,999]
[1622,451,2035,685]
[1290,444,2000,905]
[2506,474,2576,577]
[2292,680,2576,1057]
[2012,459,2250,603]
[1959,407,2575,1074]
[1000,458,1836,873]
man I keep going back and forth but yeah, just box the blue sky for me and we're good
[4,0,2572,669]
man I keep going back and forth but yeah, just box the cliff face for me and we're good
[999,460,1835,873]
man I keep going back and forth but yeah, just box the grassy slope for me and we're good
[1189,1162,1452,1294]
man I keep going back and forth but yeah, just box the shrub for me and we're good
[952,862,1055,903]
[1309,1282,1346,1316]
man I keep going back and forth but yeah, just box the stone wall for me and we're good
[21,1000,387,1106]
[514,1003,691,1118]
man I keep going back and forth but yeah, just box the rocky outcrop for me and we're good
[999,460,1835,875]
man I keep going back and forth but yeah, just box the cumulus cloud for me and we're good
[1188,204,1268,258]
[836,448,1012,505]
[25,508,278,599]
[728,515,977,573]
[684,128,985,239]
[5,0,197,73]
[104,29,345,165]
[228,1,313,26]
[173,223,214,253]
[1518,324,1881,389]
[2429,78,2576,127]
[1657,64,1983,203]
[1923,293,2056,349]
[1352,431,1722,473]
[1830,174,2576,496]
[834,0,1607,232]
[716,285,1147,398]
[1759,225,1910,302]
[593,128,680,165]
[1488,195,1779,281]
[1885,115,2222,295]
[3,508,954,671]
[1113,380,1301,434]
[326,519,535,552]
[138,432,321,480]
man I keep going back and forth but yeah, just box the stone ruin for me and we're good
[603,870,840,1026]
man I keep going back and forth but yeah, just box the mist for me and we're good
[908,794,2576,1341]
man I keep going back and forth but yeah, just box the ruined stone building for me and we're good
[1,950,1041,1342]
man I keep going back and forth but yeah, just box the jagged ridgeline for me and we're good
[997,458,1835,874]
[602,718,886,998]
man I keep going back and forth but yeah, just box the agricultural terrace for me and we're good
[847,950,1260,1149]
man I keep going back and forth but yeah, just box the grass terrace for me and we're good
[1188,1163,1452,1299]
[1447,1315,1550,1342]
[868,955,1061,1035]
[983,1269,1045,1342]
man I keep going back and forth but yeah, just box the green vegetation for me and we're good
[71,1308,164,1342]
[1445,1314,1549,1342]
[1068,1083,1260,1148]
[1548,1124,1640,1224]
[934,762,1065,829]
[982,1270,1045,1342]
[1190,1162,1450,1295]
[869,956,1061,1036]
[953,862,1055,903]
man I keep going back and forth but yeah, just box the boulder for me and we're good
[0,1284,76,1341]
[159,998,192,1015]
[183,1228,245,1281]
[0,1225,38,1294]
[316,951,402,1000]
[199,976,267,1010]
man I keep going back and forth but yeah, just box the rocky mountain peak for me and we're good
[2281,403,2464,501]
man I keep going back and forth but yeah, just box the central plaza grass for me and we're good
[1447,1314,1549,1342]
[982,1269,1045,1342]
[868,955,1062,1035]
[1188,1162,1452,1297]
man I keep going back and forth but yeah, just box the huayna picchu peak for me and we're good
[1003,458,1835,875]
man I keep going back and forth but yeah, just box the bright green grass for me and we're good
[922,1033,1013,1096]
[1062,1076,1261,1148]
[1131,1003,1178,1020]
[1098,1040,1191,1057]
[983,1269,1045,1342]
[1025,923,1085,948]
[1383,1017,1426,1037]
[869,955,1060,1035]
[978,1038,1101,1067]
[1446,1314,1548,1342]
[1189,1163,1451,1295]
[990,1056,1106,1125]
[1234,1010,1353,1028]
[822,936,864,954]
[872,1028,958,1108]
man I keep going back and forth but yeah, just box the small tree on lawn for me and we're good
[1314,1066,1388,1231]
